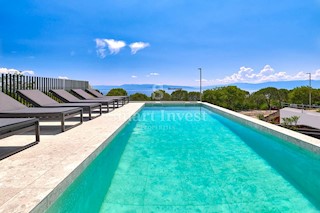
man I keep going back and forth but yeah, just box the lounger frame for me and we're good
[85,88,128,105]
[0,118,40,160]
[17,90,102,120]
[70,89,118,108]
[0,110,83,132]
[50,90,112,112]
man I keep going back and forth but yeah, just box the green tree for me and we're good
[171,90,188,101]
[288,86,320,105]
[248,93,266,109]
[288,86,309,104]
[107,88,128,96]
[203,89,220,104]
[151,90,171,101]
[188,92,200,101]
[203,86,249,111]
[253,87,278,110]
[130,93,150,101]
[276,89,289,106]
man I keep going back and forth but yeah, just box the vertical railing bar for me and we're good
[12,74,16,99]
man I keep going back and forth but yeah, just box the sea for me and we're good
[92,80,319,96]
[92,84,200,96]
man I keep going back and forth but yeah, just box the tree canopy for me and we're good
[188,92,200,101]
[151,90,171,101]
[252,87,279,109]
[288,86,320,105]
[130,93,150,101]
[171,90,188,101]
[100,85,320,111]
[203,86,249,110]
[107,88,128,96]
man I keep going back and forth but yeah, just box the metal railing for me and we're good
[0,74,89,104]
[281,102,320,109]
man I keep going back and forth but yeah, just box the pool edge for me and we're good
[202,102,320,154]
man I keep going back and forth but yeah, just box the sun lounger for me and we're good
[70,89,120,108]
[17,90,102,120]
[0,92,83,132]
[0,118,40,160]
[50,89,114,112]
[85,88,129,105]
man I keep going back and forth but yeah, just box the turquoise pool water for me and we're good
[47,106,320,212]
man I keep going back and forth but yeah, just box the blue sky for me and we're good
[1,0,320,86]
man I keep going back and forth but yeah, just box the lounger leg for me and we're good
[107,103,109,112]
[61,115,65,132]
[99,105,102,115]
[89,107,92,120]
[113,101,115,110]
[35,121,40,142]
[80,110,83,123]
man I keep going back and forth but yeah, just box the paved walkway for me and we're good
[0,103,144,213]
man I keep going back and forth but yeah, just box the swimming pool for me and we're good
[46,105,320,212]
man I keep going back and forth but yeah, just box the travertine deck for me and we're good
[0,103,144,213]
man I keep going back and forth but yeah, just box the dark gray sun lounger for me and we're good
[70,89,120,108]
[0,118,40,160]
[17,90,102,120]
[50,89,114,112]
[0,92,83,132]
[85,88,129,105]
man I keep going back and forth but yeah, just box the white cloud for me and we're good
[150,72,159,76]
[95,39,106,58]
[129,42,150,54]
[96,48,107,59]
[214,65,319,84]
[104,39,126,54]
[95,38,126,58]
[131,75,137,78]
[95,38,106,48]
[314,69,320,79]
[259,64,274,74]
[58,76,69,79]
[0,68,20,74]
[0,68,35,75]
[21,70,35,75]
[195,79,208,82]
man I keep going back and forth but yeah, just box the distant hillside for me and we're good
[93,80,319,95]
[203,80,318,92]
[228,80,319,92]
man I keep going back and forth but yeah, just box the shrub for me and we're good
[291,116,300,126]
[257,114,265,120]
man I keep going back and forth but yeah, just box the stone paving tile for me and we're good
[0,103,144,213]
